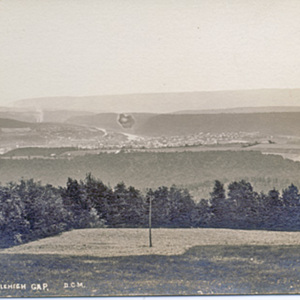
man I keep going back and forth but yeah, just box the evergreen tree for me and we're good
[146,186,169,227]
[227,180,260,228]
[195,199,210,227]
[112,183,145,227]
[61,176,104,228]
[81,173,112,225]
[0,184,29,247]
[210,180,226,227]
[168,185,195,227]
[16,179,70,238]
[281,184,300,230]
[282,184,300,207]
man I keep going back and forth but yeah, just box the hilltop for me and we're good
[0,109,94,123]
[136,112,300,137]
[175,106,300,114]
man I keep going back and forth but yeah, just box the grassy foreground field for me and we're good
[1,228,300,296]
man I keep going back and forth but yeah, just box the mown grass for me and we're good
[4,228,300,257]
[1,245,300,297]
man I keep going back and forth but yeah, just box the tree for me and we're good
[61,176,104,229]
[81,173,112,226]
[0,184,29,247]
[282,184,300,207]
[281,184,300,230]
[16,179,70,239]
[195,199,210,227]
[210,180,226,227]
[146,186,169,227]
[145,185,195,227]
[266,188,281,207]
[124,185,145,227]
[227,180,260,228]
[168,185,195,227]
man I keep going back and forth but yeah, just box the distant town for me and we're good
[0,127,274,158]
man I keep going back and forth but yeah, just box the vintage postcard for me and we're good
[1,0,300,297]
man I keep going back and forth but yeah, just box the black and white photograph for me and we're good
[1,0,300,297]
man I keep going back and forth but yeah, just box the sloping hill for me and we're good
[0,118,32,128]
[136,112,300,136]
[0,118,106,149]
[67,113,121,130]
[41,110,95,123]
[0,111,39,123]
[66,111,300,137]
[0,110,95,123]
[175,106,300,114]
[67,112,157,132]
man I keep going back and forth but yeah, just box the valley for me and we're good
[0,93,299,198]
[0,94,300,298]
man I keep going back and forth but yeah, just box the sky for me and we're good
[1,0,300,106]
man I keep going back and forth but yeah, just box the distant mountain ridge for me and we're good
[13,89,300,113]
[174,106,300,114]
[0,109,95,123]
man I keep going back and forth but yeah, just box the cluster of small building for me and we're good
[1,130,263,157]
[73,131,258,150]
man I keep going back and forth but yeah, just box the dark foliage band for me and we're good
[1,174,300,248]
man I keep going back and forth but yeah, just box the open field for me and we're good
[1,229,300,296]
[2,228,300,257]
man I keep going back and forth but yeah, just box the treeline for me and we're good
[202,180,300,230]
[0,174,195,248]
[2,174,300,248]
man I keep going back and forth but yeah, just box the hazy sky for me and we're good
[1,0,300,106]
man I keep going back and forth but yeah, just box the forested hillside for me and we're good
[66,111,300,137]
[136,112,300,136]
[0,151,300,199]
[0,118,32,128]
